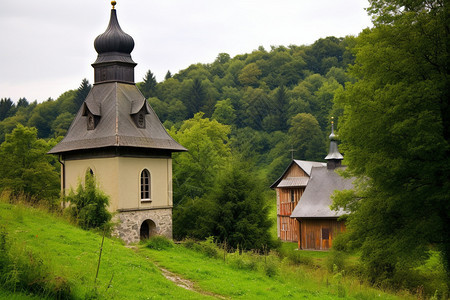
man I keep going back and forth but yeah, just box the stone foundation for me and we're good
[112,208,172,244]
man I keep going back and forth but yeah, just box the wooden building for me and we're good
[271,122,353,250]
[48,2,186,244]
[270,160,325,242]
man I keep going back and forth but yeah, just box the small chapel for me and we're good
[270,120,353,250]
[49,2,186,244]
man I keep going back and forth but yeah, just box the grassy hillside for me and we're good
[0,202,210,299]
[0,202,416,299]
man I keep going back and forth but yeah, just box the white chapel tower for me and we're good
[49,1,186,243]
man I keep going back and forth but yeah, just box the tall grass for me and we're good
[141,237,411,299]
[0,226,71,299]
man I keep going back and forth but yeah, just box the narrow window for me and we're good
[137,113,145,128]
[290,190,295,202]
[322,228,330,240]
[132,108,147,129]
[140,169,151,201]
[87,112,95,130]
[282,220,288,232]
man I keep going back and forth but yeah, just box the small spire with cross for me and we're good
[289,146,296,160]
[325,116,344,169]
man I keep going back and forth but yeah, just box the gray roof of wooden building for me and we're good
[290,166,353,218]
[270,160,326,189]
[48,82,186,154]
[277,177,310,188]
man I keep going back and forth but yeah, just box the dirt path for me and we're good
[128,245,227,299]
[158,264,227,299]
[159,266,195,291]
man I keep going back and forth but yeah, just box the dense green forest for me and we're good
[0,36,351,177]
[0,0,448,295]
[0,36,352,251]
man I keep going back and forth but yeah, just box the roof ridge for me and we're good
[114,82,119,145]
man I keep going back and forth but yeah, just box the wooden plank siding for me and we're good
[276,187,304,242]
[275,164,309,242]
[285,164,307,177]
[279,216,299,242]
[299,219,345,250]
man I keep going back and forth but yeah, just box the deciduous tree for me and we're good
[288,113,326,161]
[0,125,60,202]
[332,0,450,285]
[238,63,262,86]
[212,99,236,125]
[170,113,231,206]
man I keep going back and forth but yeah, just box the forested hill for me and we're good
[0,36,353,182]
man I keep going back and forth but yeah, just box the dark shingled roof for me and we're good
[48,82,186,154]
[290,166,353,218]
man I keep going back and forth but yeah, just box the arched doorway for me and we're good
[139,219,156,240]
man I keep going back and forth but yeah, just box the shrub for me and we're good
[182,237,196,249]
[264,257,279,277]
[228,251,260,271]
[227,249,281,278]
[326,250,348,273]
[199,237,220,258]
[182,237,220,258]
[66,171,111,230]
[145,235,174,250]
[286,250,314,266]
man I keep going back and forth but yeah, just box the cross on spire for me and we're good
[289,147,296,160]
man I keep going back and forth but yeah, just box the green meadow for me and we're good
[0,201,425,299]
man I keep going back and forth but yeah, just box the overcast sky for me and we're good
[0,0,373,103]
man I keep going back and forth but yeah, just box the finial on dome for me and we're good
[329,117,337,141]
[111,1,117,9]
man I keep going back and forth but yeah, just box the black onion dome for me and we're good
[94,9,134,55]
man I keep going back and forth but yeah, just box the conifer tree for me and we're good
[211,158,273,250]
[0,98,15,121]
[141,70,157,99]
[183,78,206,118]
[164,70,172,80]
[73,79,91,113]
[16,97,29,108]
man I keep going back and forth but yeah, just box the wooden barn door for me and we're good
[307,231,317,249]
